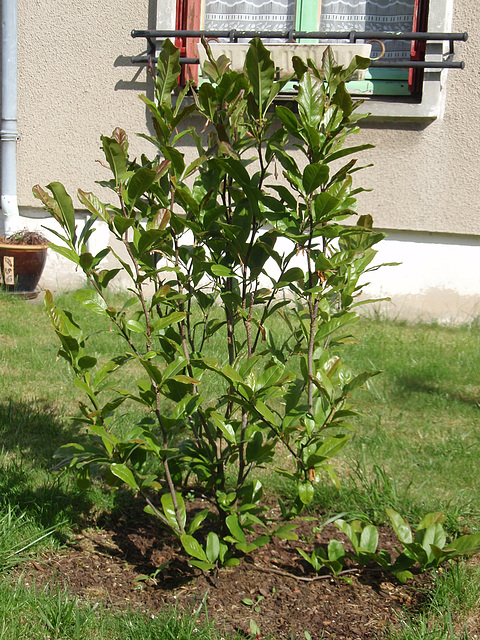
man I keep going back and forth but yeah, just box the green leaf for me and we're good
[386,509,413,544]
[224,557,240,567]
[326,144,375,164]
[327,539,345,562]
[297,547,320,571]
[77,356,97,371]
[189,559,215,571]
[170,374,200,385]
[211,264,236,278]
[275,267,304,289]
[162,146,185,177]
[255,400,277,425]
[244,38,275,117]
[44,291,83,341]
[126,167,156,209]
[47,242,80,265]
[391,569,413,584]
[79,252,94,271]
[359,525,379,554]
[344,371,379,393]
[221,158,251,188]
[153,311,186,331]
[113,215,134,236]
[73,289,107,315]
[417,524,447,560]
[187,509,210,535]
[46,182,76,240]
[226,515,246,544]
[297,72,325,128]
[221,364,244,384]
[242,598,255,606]
[125,319,145,333]
[180,534,208,562]
[77,190,108,222]
[445,532,480,554]
[314,192,339,221]
[417,512,446,531]
[210,413,236,444]
[206,531,220,563]
[298,481,314,505]
[273,524,298,541]
[101,136,127,187]
[250,535,270,550]
[161,491,186,531]
[276,105,301,137]
[94,357,128,388]
[302,164,330,194]
[156,39,182,105]
[334,520,358,551]
[161,356,188,382]
[110,463,139,490]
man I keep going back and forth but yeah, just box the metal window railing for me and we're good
[131,29,468,70]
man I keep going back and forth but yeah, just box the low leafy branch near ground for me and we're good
[297,510,480,583]
[34,39,388,570]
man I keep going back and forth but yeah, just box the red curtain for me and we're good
[176,0,202,85]
[409,0,430,93]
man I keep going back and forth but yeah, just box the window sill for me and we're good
[356,70,445,121]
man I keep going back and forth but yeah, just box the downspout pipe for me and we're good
[1,0,20,236]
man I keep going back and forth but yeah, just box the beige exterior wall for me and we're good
[16,0,478,235]
[17,0,158,209]
[353,0,480,236]
[5,0,480,320]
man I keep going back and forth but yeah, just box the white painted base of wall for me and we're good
[361,230,480,324]
[15,211,480,324]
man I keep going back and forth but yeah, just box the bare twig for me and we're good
[250,564,358,582]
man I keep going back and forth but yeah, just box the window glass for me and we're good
[203,0,295,38]
[318,0,416,60]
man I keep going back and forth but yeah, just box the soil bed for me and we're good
[19,500,431,639]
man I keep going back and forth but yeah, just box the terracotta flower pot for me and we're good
[0,242,48,294]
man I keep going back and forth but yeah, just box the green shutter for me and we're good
[347,69,410,96]
[295,0,319,34]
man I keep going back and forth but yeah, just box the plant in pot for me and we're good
[0,229,48,296]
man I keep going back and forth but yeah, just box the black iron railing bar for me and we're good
[131,29,467,69]
[131,29,468,43]
[130,55,464,70]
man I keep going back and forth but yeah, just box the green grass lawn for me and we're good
[1,292,480,639]
[312,320,480,530]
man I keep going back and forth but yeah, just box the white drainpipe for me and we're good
[1,0,20,236]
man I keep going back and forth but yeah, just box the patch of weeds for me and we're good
[34,583,100,639]
[0,506,57,573]
[385,560,480,640]
[0,577,240,640]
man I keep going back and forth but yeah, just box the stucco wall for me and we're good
[16,0,477,235]
[17,0,159,209]
[353,0,480,235]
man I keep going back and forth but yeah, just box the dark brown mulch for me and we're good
[18,500,431,639]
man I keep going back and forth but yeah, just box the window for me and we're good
[176,0,428,96]
[157,0,458,119]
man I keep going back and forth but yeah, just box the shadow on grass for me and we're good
[394,376,480,408]
[0,398,84,465]
[0,399,96,534]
